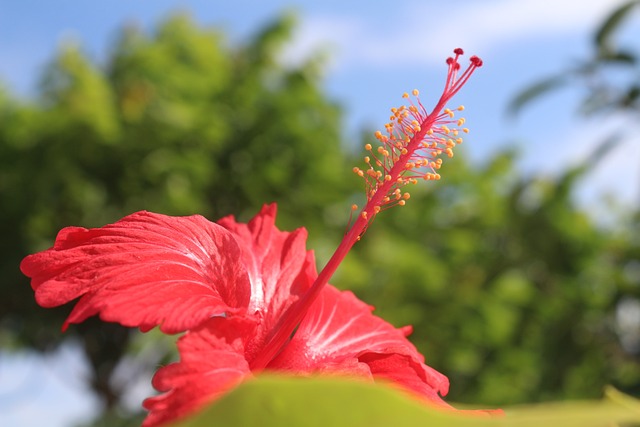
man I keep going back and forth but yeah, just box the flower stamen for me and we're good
[251,48,482,371]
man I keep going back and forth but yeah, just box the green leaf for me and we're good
[594,0,640,55]
[507,74,569,116]
[169,375,640,427]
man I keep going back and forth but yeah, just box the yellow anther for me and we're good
[364,156,370,163]
[401,148,408,155]
[463,128,469,133]
[456,138,463,143]
[402,92,409,98]
[412,89,419,96]
[427,129,434,135]
[362,211,368,219]
[441,125,450,134]
[444,108,454,118]
[384,175,391,181]
[403,193,411,200]
[398,200,406,206]
[374,206,381,214]
[457,118,466,126]
[445,148,454,157]
[457,105,465,111]
[409,105,418,113]
[352,167,360,174]
[351,204,358,211]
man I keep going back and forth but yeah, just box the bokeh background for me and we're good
[1,1,639,426]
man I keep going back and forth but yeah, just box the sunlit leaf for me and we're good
[169,375,640,427]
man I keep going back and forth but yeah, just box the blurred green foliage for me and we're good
[1,8,639,427]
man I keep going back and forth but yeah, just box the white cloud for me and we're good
[281,14,364,70]
[283,0,630,69]
[409,0,623,57]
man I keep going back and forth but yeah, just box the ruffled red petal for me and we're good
[268,285,450,402]
[142,316,256,427]
[218,204,315,346]
[20,211,251,333]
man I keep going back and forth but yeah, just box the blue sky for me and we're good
[1,1,639,426]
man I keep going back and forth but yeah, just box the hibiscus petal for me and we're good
[20,211,251,333]
[358,352,450,407]
[218,204,314,331]
[142,316,255,427]
[269,285,450,402]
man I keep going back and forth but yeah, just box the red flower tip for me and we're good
[453,47,464,55]
[470,55,483,67]
[445,56,461,71]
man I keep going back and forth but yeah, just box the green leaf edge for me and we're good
[595,0,640,53]
[169,375,640,427]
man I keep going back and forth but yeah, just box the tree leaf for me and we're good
[594,0,640,55]
[507,74,569,117]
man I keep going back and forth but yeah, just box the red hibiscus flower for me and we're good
[21,204,452,426]
[20,49,492,426]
